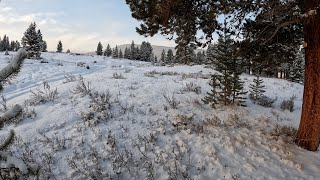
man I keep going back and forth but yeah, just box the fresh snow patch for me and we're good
[0,51,318,179]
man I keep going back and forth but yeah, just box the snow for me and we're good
[0,51,319,179]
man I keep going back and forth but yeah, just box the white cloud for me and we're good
[0,3,176,53]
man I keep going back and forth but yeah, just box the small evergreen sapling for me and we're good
[202,74,221,108]
[249,75,266,102]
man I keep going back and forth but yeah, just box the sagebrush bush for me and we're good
[29,81,59,105]
[163,94,180,109]
[112,72,126,79]
[249,94,277,108]
[181,82,201,94]
[271,124,297,140]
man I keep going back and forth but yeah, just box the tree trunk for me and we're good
[295,0,320,151]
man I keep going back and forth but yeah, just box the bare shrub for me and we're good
[180,82,201,94]
[144,70,179,77]
[181,72,210,79]
[204,115,223,127]
[256,96,277,108]
[28,81,59,106]
[112,72,126,79]
[63,73,76,84]
[280,95,296,112]
[271,124,297,141]
[225,114,251,129]
[76,62,86,67]
[72,75,92,96]
[163,94,180,109]
[124,68,132,73]
[89,91,111,111]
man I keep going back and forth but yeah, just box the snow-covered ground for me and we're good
[0,51,319,179]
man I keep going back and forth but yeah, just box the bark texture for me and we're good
[295,0,320,151]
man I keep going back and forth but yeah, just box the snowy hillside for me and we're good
[0,52,319,179]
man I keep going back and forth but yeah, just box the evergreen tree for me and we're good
[154,56,158,64]
[22,22,42,59]
[112,45,119,58]
[9,41,15,51]
[124,47,129,59]
[211,25,247,106]
[37,30,45,52]
[230,58,247,106]
[202,74,221,108]
[249,75,266,102]
[206,44,216,64]
[66,49,71,53]
[0,35,10,52]
[196,51,206,65]
[0,37,3,52]
[160,49,166,65]
[139,41,153,61]
[130,41,137,60]
[14,41,21,52]
[96,42,103,56]
[57,40,63,53]
[41,41,47,52]
[119,49,123,59]
[289,50,305,84]
[104,44,112,57]
[166,49,174,64]
[175,44,196,64]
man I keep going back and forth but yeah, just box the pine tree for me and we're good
[22,22,42,59]
[160,49,166,65]
[289,50,305,84]
[96,42,103,56]
[119,49,123,59]
[130,41,137,60]
[9,41,15,51]
[2,35,9,51]
[0,37,3,52]
[249,75,266,102]
[166,49,174,64]
[211,25,247,106]
[154,56,158,64]
[124,47,129,59]
[37,30,45,52]
[206,44,215,65]
[41,41,47,52]
[57,40,63,53]
[196,51,206,65]
[66,49,71,53]
[202,74,221,108]
[112,45,119,58]
[15,41,21,52]
[104,44,112,57]
[140,41,153,61]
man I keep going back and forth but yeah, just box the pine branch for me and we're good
[262,18,303,45]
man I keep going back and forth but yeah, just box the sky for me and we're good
[0,0,178,52]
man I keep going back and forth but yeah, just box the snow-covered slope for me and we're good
[0,51,318,179]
